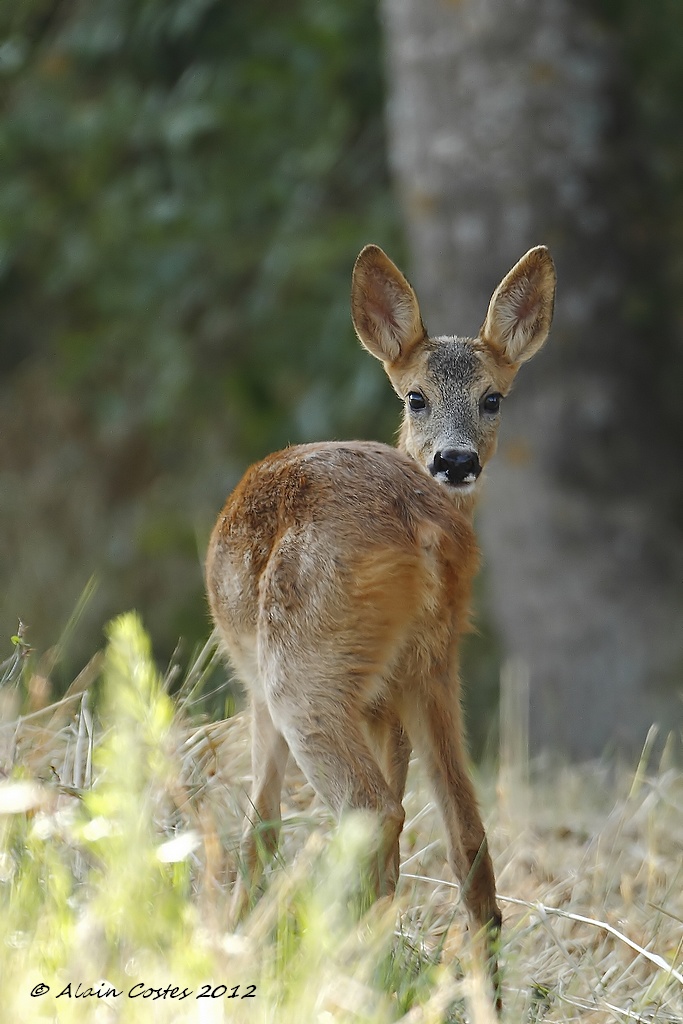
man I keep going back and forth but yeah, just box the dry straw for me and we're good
[0,619,681,1022]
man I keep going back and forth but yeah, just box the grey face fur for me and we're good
[404,337,505,491]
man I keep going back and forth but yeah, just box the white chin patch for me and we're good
[433,472,477,494]
[452,480,476,494]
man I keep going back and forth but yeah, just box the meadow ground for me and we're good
[1,613,681,1023]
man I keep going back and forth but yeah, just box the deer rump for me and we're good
[207,439,478,715]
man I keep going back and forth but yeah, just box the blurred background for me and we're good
[1,0,682,760]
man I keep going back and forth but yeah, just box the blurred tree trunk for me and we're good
[381,0,683,758]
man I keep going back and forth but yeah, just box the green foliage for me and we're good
[0,0,400,675]
[593,0,683,518]
[86,613,185,954]
[0,0,395,442]
[0,621,31,688]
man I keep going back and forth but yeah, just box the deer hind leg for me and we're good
[367,702,412,802]
[366,703,412,884]
[408,682,501,1006]
[231,695,290,924]
[264,673,406,902]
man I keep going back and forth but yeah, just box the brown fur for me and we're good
[206,244,556,1009]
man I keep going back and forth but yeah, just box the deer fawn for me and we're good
[206,243,555,1004]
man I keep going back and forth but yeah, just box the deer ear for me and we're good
[351,245,426,364]
[480,246,556,364]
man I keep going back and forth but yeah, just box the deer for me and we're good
[205,242,556,1008]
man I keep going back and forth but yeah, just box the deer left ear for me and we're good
[480,246,556,364]
[351,245,426,365]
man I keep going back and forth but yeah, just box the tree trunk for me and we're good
[381,0,683,759]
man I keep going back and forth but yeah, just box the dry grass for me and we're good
[0,615,681,1022]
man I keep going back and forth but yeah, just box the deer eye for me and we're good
[407,391,427,411]
[482,392,502,414]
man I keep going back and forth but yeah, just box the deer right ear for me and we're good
[480,245,556,365]
[351,245,426,364]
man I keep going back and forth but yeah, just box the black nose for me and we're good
[431,448,481,486]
